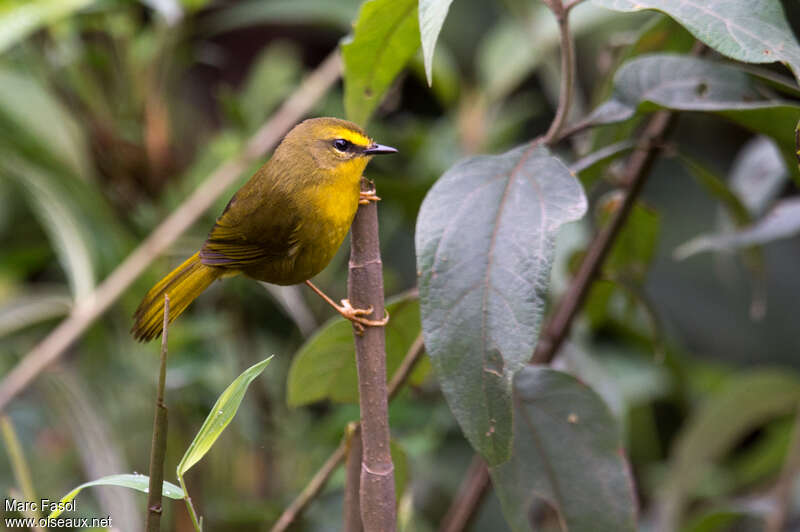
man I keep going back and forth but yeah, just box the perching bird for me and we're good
[132,117,397,341]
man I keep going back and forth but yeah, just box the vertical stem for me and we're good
[344,425,364,532]
[146,295,170,532]
[543,0,575,145]
[348,177,396,531]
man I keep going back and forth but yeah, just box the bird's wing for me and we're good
[199,192,302,268]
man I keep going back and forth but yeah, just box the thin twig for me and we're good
[270,334,425,532]
[543,0,575,145]
[532,109,675,364]
[766,404,800,532]
[348,177,396,531]
[0,50,343,413]
[344,425,364,532]
[439,456,490,532]
[145,295,170,532]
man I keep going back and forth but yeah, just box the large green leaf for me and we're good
[589,0,800,81]
[0,0,94,54]
[491,368,637,532]
[588,55,800,156]
[419,0,454,86]
[48,474,184,519]
[675,197,800,259]
[287,294,427,406]
[658,370,800,529]
[177,356,273,476]
[342,0,420,126]
[416,145,587,465]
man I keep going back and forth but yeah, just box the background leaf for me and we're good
[728,136,788,217]
[177,356,273,476]
[287,294,427,406]
[589,0,800,81]
[342,0,420,126]
[658,370,800,529]
[48,473,184,519]
[675,197,800,259]
[416,145,587,465]
[419,0,454,86]
[0,0,95,54]
[490,367,637,532]
[587,54,800,166]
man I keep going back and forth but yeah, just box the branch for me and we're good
[348,177,396,531]
[532,109,674,364]
[270,334,425,532]
[145,295,170,532]
[0,50,343,413]
[344,425,364,532]
[439,456,490,532]
[543,0,575,145]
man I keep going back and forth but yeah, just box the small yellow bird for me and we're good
[132,117,397,341]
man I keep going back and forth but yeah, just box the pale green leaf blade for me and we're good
[0,0,94,54]
[416,145,587,465]
[491,367,637,532]
[342,0,420,126]
[177,356,274,476]
[659,370,800,528]
[419,0,454,86]
[589,0,800,81]
[48,474,184,519]
[675,197,800,259]
[287,293,425,406]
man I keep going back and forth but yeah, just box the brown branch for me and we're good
[145,295,170,532]
[344,425,364,532]
[348,177,396,531]
[439,456,490,532]
[270,334,425,531]
[0,50,343,413]
[543,0,575,145]
[532,109,675,364]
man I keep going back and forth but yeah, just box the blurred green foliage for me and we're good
[0,1,799,531]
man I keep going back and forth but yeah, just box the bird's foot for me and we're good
[336,299,390,334]
[359,189,381,205]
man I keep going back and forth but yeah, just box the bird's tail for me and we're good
[132,252,222,342]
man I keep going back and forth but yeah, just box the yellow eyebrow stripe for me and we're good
[323,126,371,147]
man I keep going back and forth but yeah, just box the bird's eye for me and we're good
[333,138,351,152]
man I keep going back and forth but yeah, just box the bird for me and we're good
[131,117,397,342]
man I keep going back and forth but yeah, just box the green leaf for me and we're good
[659,370,800,528]
[416,145,587,465]
[0,0,94,54]
[48,474,184,519]
[728,136,788,217]
[589,0,800,81]
[177,356,274,476]
[0,290,71,338]
[674,197,800,259]
[588,55,800,158]
[205,0,361,34]
[419,0,454,86]
[287,294,425,406]
[491,368,637,532]
[342,0,420,126]
[679,155,752,227]
[2,161,96,300]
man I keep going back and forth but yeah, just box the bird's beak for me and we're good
[363,143,398,155]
